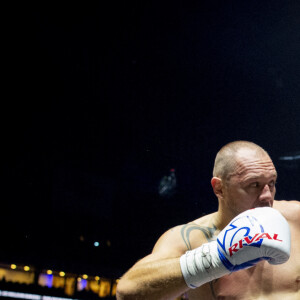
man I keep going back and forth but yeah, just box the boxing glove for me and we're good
[180,207,291,289]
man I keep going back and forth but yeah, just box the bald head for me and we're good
[212,141,270,181]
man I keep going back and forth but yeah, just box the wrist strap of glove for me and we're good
[180,241,229,289]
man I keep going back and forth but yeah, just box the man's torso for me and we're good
[184,200,300,300]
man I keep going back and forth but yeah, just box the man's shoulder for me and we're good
[181,212,219,246]
[151,212,217,257]
[274,199,300,223]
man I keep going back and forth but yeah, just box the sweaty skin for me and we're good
[185,200,300,300]
[117,146,300,300]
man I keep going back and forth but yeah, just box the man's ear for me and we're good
[211,177,224,199]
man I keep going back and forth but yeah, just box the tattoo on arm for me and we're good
[181,223,219,299]
[209,279,219,300]
[180,223,217,250]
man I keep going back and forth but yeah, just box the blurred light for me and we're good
[46,270,52,275]
[77,278,81,282]
[158,169,177,198]
[106,240,111,247]
[94,276,100,281]
[279,151,300,161]
[59,271,65,277]
[94,241,99,247]
[0,290,79,300]
[45,274,53,288]
[82,274,88,280]
[24,266,30,271]
[10,264,17,270]
[279,155,300,160]
[77,279,87,291]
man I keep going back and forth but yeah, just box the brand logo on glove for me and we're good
[217,214,283,258]
[229,233,283,256]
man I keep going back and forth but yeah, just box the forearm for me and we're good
[116,257,189,300]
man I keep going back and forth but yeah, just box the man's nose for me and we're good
[259,184,273,203]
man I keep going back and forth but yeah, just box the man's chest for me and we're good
[188,260,299,299]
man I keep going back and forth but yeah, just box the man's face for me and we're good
[223,149,277,215]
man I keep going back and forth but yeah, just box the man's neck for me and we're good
[213,208,236,231]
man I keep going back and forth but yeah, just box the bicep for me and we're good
[150,226,189,260]
[152,223,210,258]
[121,228,184,276]
[129,226,188,268]
[134,222,210,267]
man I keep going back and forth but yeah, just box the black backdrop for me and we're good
[2,1,300,278]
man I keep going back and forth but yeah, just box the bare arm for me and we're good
[116,254,188,300]
[116,221,218,300]
[116,225,190,300]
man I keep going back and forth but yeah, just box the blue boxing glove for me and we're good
[180,207,291,289]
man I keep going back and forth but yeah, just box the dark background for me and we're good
[2,1,300,279]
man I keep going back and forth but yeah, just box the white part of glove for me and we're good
[180,207,291,289]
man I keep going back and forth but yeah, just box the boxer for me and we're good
[117,141,300,300]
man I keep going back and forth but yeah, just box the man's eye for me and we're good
[269,180,276,187]
[250,182,259,188]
